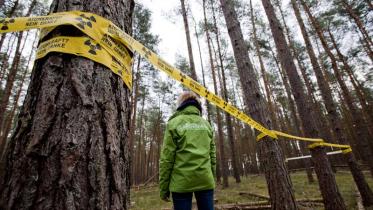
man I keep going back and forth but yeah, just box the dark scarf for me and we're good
[177,98,202,114]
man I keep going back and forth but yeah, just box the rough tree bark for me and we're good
[0,0,135,209]
[271,1,318,182]
[261,0,347,209]
[219,0,298,209]
[180,0,198,81]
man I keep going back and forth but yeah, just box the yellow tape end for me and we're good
[256,133,267,142]
[342,147,352,154]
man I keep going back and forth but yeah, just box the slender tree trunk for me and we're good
[193,21,212,123]
[210,0,241,183]
[269,46,314,176]
[300,0,373,177]
[219,0,298,208]
[180,0,198,81]
[202,0,228,187]
[209,37,229,188]
[250,0,278,130]
[137,92,146,184]
[129,56,141,186]
[0,0,135,209]
[243,125,258,174]
[251,4,296,168]
[155,109,162,182]
[261,0,346,209]
[233,119,244,176]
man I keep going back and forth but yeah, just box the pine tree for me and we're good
[202,0,228,187]
[0,0,135,209]
[219,0,298,208]
[261,0,347,209]
[299,0,373,177]
[209,0,241,184]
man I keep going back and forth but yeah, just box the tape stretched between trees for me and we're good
[0,11,352,153]
[0,11,133,88]
[308,142,352,154]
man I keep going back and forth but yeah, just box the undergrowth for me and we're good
[130,171,373,210]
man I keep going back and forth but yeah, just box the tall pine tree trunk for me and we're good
[250,0,278,132]
[219,0,298,208]
[193,22,212,123]
[0,0,134,209]
[261,0,346,209]
[180,0,198,81]
[129,56,141,185]
[202,0,228,187]
[275,1,321,182]
[210,0,241,183]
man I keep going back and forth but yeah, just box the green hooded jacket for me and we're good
[159,105,216,199]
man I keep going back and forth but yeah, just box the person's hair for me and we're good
[177,91,201,107]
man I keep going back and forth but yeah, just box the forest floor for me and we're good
[130,171,373,210]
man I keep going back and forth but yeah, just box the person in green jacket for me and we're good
[159,91,216,210]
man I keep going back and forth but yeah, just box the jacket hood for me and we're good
[169,105,200,121]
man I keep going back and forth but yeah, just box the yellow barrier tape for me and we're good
[36,36,130,83]
[272,131,324,143]
[0,11,353,153]
[0,11,134,88]
[342,147,352,154]
[256,130,324,143]
[308,142,352,154]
